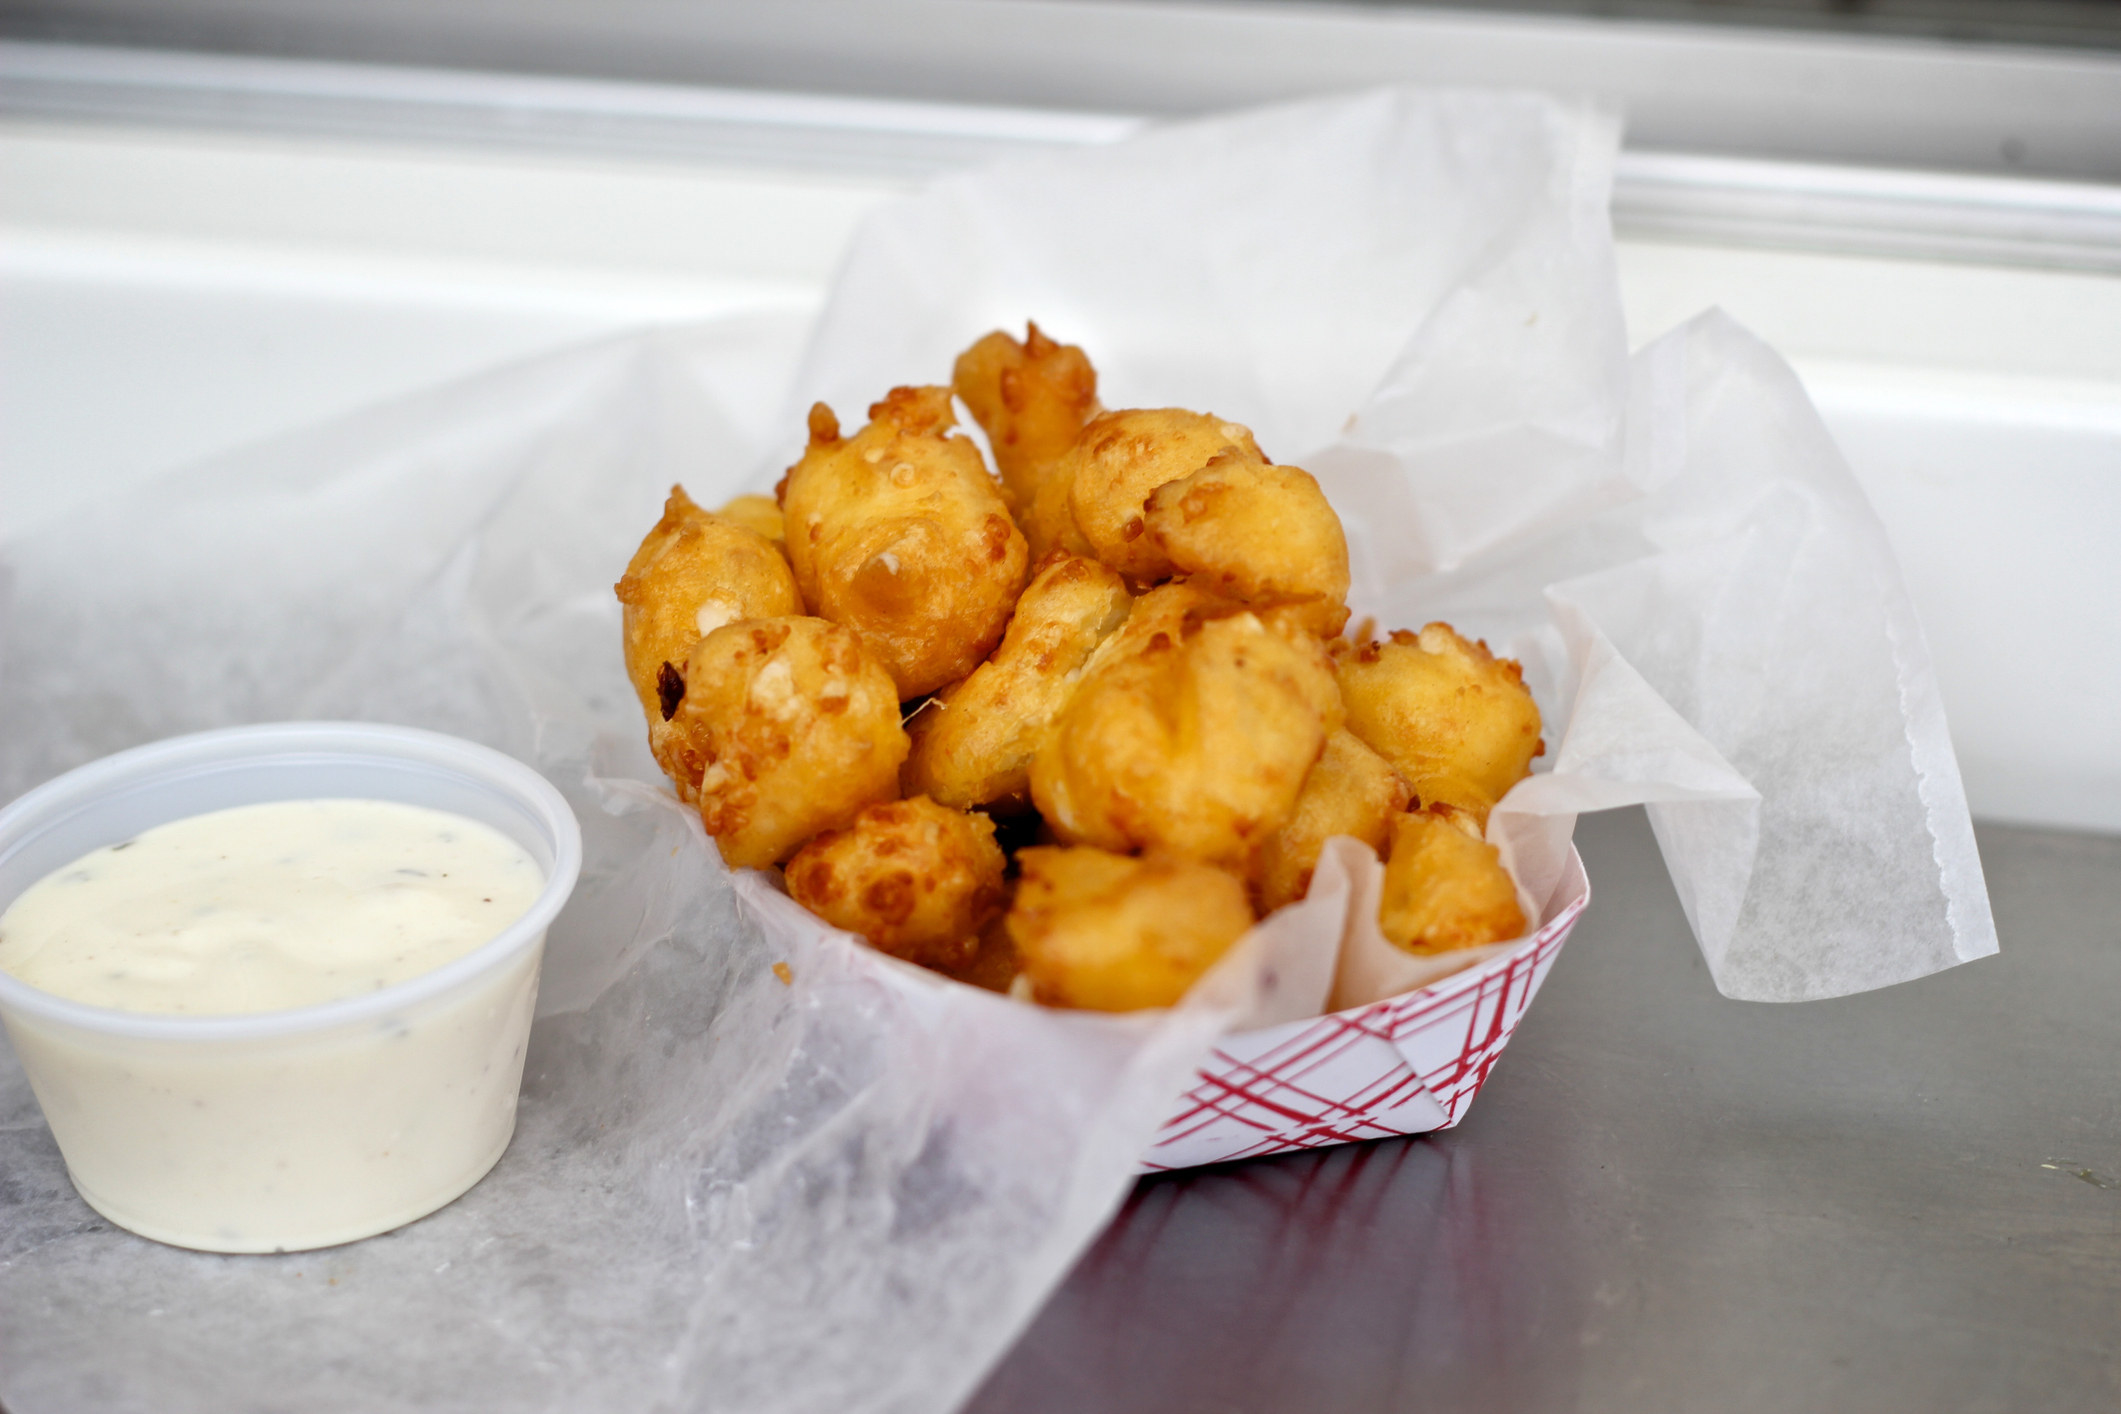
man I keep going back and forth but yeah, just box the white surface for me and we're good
[2,119,2115,833]
[0,122,889,529]
[12,2,2121,179]
[16,42,2121,272]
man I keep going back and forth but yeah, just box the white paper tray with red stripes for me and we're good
[1143,846,1590,1171]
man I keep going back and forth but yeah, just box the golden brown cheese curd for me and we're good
[1252,729,1411,913]
[1021,453,1100,564]
[1030,591,1338,870]
[951,323,1101,513]
[1335,624,1543,826]
[1065,579,1243,679]
[904,553,1133,812]
[716,493,787,547]
[1144,451,1351,637]
[784,797,1007,971]
[780,388,1030,699]
[1008,847,1255,1011]
[1376,809,1527,954]
[671,616,908,869]
[615,487,804,790]
[1062,409,1263,582]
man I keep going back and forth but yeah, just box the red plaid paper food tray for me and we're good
[1143,846,1590,1172]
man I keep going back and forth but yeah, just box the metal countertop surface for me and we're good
[967,807,2121,1414]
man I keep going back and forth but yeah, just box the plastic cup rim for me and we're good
[0,721,583,1042]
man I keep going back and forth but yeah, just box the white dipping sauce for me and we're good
[0,798,551,1252]
[0,799,543,1015]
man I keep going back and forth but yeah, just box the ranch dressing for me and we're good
[0,799,542,1015]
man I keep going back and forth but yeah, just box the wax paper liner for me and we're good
[0,85,1996,1414]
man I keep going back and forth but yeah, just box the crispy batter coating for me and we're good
[1253,729,1411,913]
[1335,624,1543,826]
[1030,590,1338,869]
[670,616,908,869]
[781,388,1031,698]
[716,493,786,546]
[1145,451,1351,636]
[1424,801,1488,841]
[1063,409,1263,581]
[1376,809,1527,954]
[1069,579,1283,675]
[1008,847,1255,1010]
[615,486,804,787]
[1021,460,1099,564]
[904,553,1133,812]
[784,796,1007,971]
[952,323,1101,513]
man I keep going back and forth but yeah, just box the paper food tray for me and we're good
[1144,846,1589,1171]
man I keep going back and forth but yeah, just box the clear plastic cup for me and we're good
[0,722,582,1253]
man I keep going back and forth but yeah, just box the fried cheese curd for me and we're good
[715,493,787,546]
[785,797,1007,971]
[1376,808,1527,954]
[1007,847,1255,1011]
[1021,453,1101,564]
[669,616,908,870]
[617,328,1550,1012]
[1030,584,1340,871]
[781,388,1031,699]
[951,323,1101,513]
[904,552,1133,812]
[615,486,805,789]
[1252,729,1411,914]
[1062,409,1265,581]
[1335,624,1543,826]
[1144,450,1351,637]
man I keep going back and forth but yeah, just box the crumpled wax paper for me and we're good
[0,87,1994,1414]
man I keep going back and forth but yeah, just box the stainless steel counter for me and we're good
[967,807,2121,1414]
